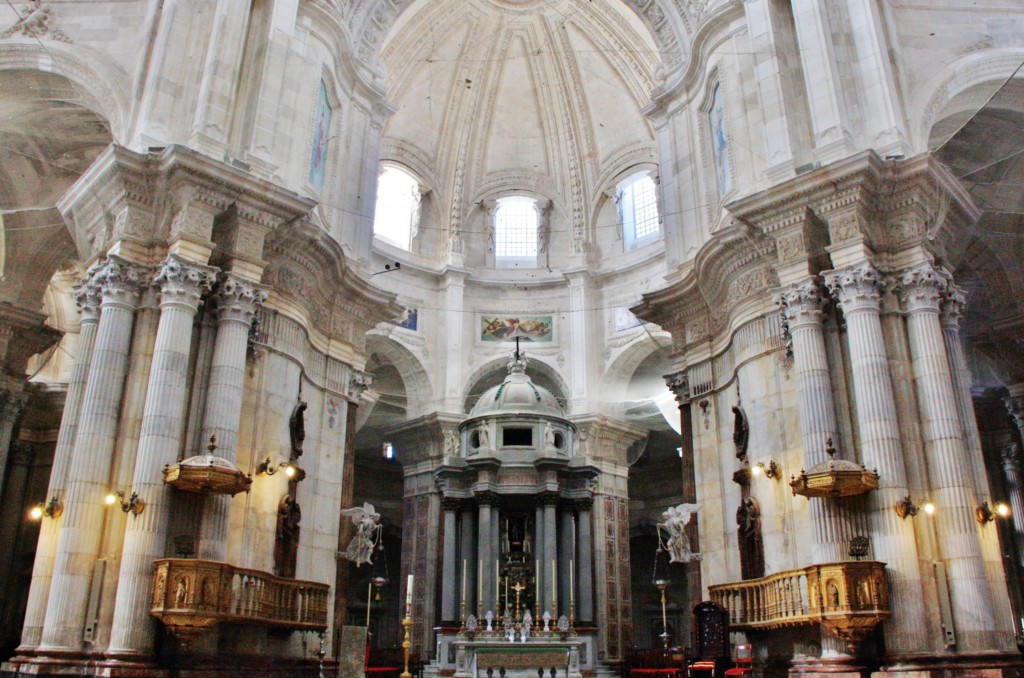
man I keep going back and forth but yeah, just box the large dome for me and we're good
[468,353,564,418]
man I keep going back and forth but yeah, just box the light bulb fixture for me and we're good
[255,457,304,481]
[29,496,64,520]
[755,459,780,480]
[977,501,995,524]
[922,501,935,516]
[29,505,43,520]
[895,495,918,519]
[996,502,1011,518]
[106,490,144,515]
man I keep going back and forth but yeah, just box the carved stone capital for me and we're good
[441,497,462,513]
[152,255,217,310]
[664,371,689,404]
[212,275,268,325]
[573,497,593,513]
[475,491,500,507]
[0,381,28,423]
[775,278,827,328]
[896,263,947,315]
[94,255,148,309]
[1002,443,1022,473]
[538,491,561,507]
[940,283,967,330]
[348,370,373,400]
[825,263,883,315]
[73,274,103,324]
[1004,395,1024,433]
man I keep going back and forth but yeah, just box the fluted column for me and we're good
[0,442,34,614]
[19,278,101,651]
[477,494,493,615]
[40,255,146,652]
[441,499,459,622]
[776,278,855,562]
[195,275,266,561]
[543,493,558,615]
[943,286,1016,648]
[576,498,594,623]
[1000,445,1024,580]
[824,262,926,655]
[0,381,28,486]
[107,255,215,658]
[459,506,476,615]
[778,277,855,659]
[534,502,545,612]
[898,263,995,651]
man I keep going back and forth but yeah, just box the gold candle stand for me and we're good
[400,614,413,678]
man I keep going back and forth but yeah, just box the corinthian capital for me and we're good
[896,263,948,314]
[774,277,827,328]
[664,371,689,404]
[94,255,148,309]
[152,254,218,309]
[940,283,967,329]
[213,275,269,325]
[73,273,103,324]
[824,263,883,315]
[1005,393,1024,432]
[1002,443,1022,473]
[0,380,28,423]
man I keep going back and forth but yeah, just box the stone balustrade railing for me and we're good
[708,560,889,651]
[151,558,329,641]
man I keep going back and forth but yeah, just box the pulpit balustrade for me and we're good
[150,558,329,641]
[707,561,889,651]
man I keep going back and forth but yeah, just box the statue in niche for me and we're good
[732,405,749,459]
[736,496,765,580]
[444,427,459,456]
[657,503,702,564]
[342,502,382,566]
[274,494,302,578]
[544,422,556,449]
[477,425,489,451]
[290,399,307,457]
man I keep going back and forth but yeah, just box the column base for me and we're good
[2,655,328,678]
[874,651,1024,677]
[789,654,869,677]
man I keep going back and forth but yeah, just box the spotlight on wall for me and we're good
[105,490,144,515]
[753,459,780,480]
[895,495,919,519]
[28,496,63,520]
[255,457,304,480]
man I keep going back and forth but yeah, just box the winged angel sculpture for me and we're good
[342,502,382,566]
[657,503,702,564]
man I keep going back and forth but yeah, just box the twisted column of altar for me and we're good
[825,263,927,654]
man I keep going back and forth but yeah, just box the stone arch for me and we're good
[909,48,1024,152]
[364,333,433,419]
[463,354,569,415]
[0,41,130,140]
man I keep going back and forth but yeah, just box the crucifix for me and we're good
[512,581,526,622]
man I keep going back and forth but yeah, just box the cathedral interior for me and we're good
[0,0,1023,676]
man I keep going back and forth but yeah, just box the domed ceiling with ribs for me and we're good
[379,0,660,258]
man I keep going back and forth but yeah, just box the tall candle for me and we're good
[406,574,414,616]
[570,558,574,605]
[552,560,557,614]
[495,560,499,610]
[462,559,467,607]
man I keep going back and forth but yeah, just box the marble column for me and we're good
[196,275,266,561]
[459,506,476,616]
[665,372,702,607]
[441,499,459,622]
[1000,444,1024,592]
[824,262,927,655]
[107,255,215,659]
[943,285,1016,648]
[558,503,574,620]
[543,493,558,615]
[0,442,34,614]
[534,502,545,612]
[477,494,493,615]
[777,279,855,561]
[898,263,995,651]
[0,381,28,488]
[575,498,594,623]
[39,255,145,653]
[777,277,855,658]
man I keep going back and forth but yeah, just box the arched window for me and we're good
[617,172,660,250]
[373,166,422,250]
[494,196,539,266]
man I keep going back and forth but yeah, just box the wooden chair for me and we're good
[628,647,686,678]
[723,644,753,677]
[688,601,729,678]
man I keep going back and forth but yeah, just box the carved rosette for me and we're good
[213,275,268,326]
[152,255,217,310]
[939,283,967,330]
[664,371,689,405]
[94,256,148,309]
[824,263,883,315]
[775,278,827,330]
[895,263,947,315]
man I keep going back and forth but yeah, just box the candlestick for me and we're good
[461,559,467,625]
[569,558,574,613]
[400,612,413,678]
[495,560,499,615]
[366,580,373,628]
[405,574,414,617]
[551,560,557,615]
[478,559,483,617]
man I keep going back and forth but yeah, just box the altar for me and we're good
[446,635,590,678]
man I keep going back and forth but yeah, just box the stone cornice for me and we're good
[0,302,62,378]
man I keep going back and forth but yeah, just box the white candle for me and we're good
[406,574,414,616]
[462,559,467,608]
[478,559,483,603]
[570,558,574,605]
[552,560,557,614]
[495,560,499,609]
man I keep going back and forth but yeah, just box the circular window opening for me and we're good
[554,432,565,449]
[471,431,481,448]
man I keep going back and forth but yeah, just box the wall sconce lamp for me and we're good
[752,459,780,480]
[977,501,1011,524]
[105,490,144,515]
[29,496,63,520]
[256,457,300,479]
[895,495,918,519]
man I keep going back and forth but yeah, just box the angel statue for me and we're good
[657,503,702,564]
[342,502,382,566]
